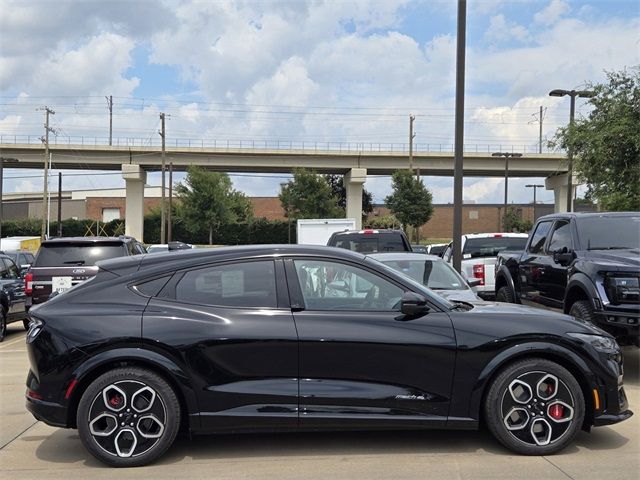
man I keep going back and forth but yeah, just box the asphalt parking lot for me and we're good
[1,324,638,480]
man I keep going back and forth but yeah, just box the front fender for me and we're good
[564,272,599,313]
[467,341,597,421]
[69,347,200,429]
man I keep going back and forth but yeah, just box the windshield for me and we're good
[577,216,640,250]
[34,242,126,267]
[381,259,468,290]
[463,236,528,258]
[365,257,454,310]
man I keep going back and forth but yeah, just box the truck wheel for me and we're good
[77,367,181,467]
[496,286,515,303]
[484,358,584,455]
[569,300,596,324]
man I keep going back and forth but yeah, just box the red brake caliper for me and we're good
[549,403,564,420]
[109,394,122,408]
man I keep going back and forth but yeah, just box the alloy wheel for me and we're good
[500,371,575,447]
[87,380,167,458]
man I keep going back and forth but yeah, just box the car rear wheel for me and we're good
[484,358,584,455]
[496,286,515,303]
[77,367,180,467]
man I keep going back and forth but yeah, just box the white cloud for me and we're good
[485,14,530,43]
[534,0,570,25]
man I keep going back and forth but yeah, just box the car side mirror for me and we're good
[400,291,430,317]
[553,248,573,266]
[467,278,482,288]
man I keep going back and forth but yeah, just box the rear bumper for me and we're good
[25,394,69,428]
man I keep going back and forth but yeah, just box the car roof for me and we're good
[332,229,405,235]
[537,211,639,221]
[98,244,367,274]
[41,236,133,245]
[367,252,442,262]
[463,233,529,239]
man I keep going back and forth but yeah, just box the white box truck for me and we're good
[297,219,356,246]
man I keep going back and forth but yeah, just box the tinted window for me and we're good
[463,236,528,258]
[331,234,408,253]
[175,261,277,308]
[576,215,640,250]
[294,259,403,311]
[547,221,572,253]
[136,275,172,297]
[527,222,553,254]
[428,245,447,256]
[4,259,19,279]
[34,242,126,267]
[381,259,467,290]
[0,259,9,279]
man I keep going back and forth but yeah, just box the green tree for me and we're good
[550,68,640,211]
[503,207,533,233]
[175,166,253,245]
[365,214,400,229]
[279,168,342,220]
[324,174,374,218]
[385,170,434,242]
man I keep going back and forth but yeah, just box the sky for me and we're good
[1,0,639,205]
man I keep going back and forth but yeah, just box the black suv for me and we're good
[1,254,27,340]
[327,229,412,253]
[26,236,146,309]
[495,212,640,345]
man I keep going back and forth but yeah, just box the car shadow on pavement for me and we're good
[32,424,631,468]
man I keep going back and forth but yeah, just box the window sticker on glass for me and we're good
[221,270,244,297]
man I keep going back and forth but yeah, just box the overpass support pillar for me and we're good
[122,164,146,242]
[345,168,367,229]
[545,173,578,213]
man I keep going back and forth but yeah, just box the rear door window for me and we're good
[174,260,277,308]
[34,242,127,267]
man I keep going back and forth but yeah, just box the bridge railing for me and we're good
[0,134,556,154]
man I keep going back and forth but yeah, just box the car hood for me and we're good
[436,288,479,302]
[582,249,640,269]
[459,301,610,336]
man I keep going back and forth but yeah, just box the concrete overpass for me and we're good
[1,142,573,241]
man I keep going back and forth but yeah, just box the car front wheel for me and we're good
[484,358,584,455]
[77,367,181,467]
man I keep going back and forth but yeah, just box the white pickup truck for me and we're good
[441,233,529,299]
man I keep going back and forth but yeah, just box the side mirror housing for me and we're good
[467,278,482,288]
[400,291,430,317]
[553,248,574,266]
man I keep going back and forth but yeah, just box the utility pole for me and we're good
[106,95,113,146]
[530,106,546,154]
[409,114,416,174]
[159,113,166,244]
[40,107,55,240]
[57,173,62,237]
[168,162,173,243]
[452,0,467,273]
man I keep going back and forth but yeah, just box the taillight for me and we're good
[24,272,33,295]
[473,264,485,286]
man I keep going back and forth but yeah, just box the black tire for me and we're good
[77,367,180,467]
[496,286,515,303]
[569,300,596,324]
[484,358,584,455]
[0,308,6,342]
[23,319,30,331]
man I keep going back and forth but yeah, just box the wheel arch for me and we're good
[67,348,199,432]
[564,273,598,314]
[495,266,517,302]
[471,343,596,430]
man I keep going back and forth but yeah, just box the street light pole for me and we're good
[549,89,594,212]
[525,184,544,205]
[492,152,522,230]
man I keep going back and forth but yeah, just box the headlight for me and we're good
[567,332,619,353]
[604,276,640,304]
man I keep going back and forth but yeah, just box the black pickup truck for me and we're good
[495,212,640,346]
